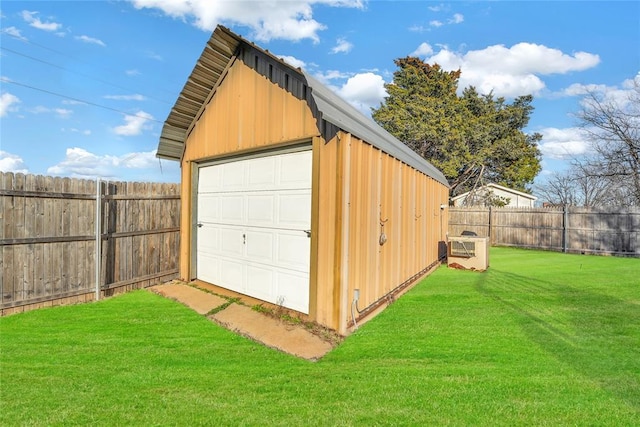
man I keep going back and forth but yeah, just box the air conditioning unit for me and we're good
[447,236,490,271]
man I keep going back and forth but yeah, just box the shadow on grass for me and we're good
[475,270,640,410]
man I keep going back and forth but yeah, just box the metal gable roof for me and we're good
[301,71,448,186]
[157,26,449,187]
[156,26,240,161]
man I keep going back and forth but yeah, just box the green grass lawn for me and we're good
[1,247,638,426]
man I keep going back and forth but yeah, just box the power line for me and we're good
[1,46,173,105]
[0,31,179,99]
[2,78,166,125]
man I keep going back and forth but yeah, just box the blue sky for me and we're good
[1,1,638,187]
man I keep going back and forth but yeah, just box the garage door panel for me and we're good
[247,195,276,227]
[221,160,246,190]
[276,232,311,272]
[197,149,311,314]
[245,230,274,264]
[276,271,309,314]
[220,258,244,292]
[246,264,274,301]
[198,165,222,193]
[197,256,220,284]
[279,151,312,188]
[220,195,245,224]
[197,194,220,222]
[278,191,312,229]
[220,228,244,257]
[197,226,220,255]
[248,156,277,189]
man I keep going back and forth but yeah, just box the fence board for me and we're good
[449,206,640,257]
[1,172,180,314]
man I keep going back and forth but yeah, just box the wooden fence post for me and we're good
[562,205,568,253]
[95,178,101,300]
[488,206,493,245]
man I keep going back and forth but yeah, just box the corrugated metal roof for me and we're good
[301,71,448,186]
[156,26,240,160]
[157,26,449,187]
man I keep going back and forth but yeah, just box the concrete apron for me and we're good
[149,282,334,361]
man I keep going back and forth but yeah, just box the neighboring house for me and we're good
[451,183,537,207]
[156,26,450,335]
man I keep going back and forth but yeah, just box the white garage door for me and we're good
[196,149,312,314]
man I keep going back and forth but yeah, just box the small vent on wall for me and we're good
[450,240,476,257]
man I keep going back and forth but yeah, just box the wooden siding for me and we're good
[313,132,449,332]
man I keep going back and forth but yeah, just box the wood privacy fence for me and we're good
[449,206,640,257]
[1,172,180,315]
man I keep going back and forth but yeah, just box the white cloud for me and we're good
[0,92,21,117]
[314,69,350,84]
[0,151,28,173]
[146,51,164,61]
[411,42,434,58]
[112,111,154,136]
[1,26,28,41]
[130,0,364,42]
[449,13,464,24]
[75,35,106,47]
[21,10,62,32]
[62,128,92,135]
[408,25,429,33]
[29,106,51,114]
[27,105,72,118]
[423,42,600,97]
[104,94,146,101]
[538,127,590,160]
[126,69,141,76]
[337,72,387,115]
[561,73,639,107]
[561,82,608,97]
[277,55,306,69]
[330,37,353,54]
[430,20,443,28]
[47,147,159,179]
[54,108,73,118]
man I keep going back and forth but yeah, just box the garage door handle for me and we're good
[304,230,311,238]
[197,223,203,228]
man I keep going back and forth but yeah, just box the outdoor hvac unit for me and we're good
[447,236,490,271]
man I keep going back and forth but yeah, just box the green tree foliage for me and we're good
[372,57,542,196]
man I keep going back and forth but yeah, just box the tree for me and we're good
[372,57,541,196]
[535,166,617,207]
[574,79,640,205]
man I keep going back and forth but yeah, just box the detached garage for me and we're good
[157,26,449,334]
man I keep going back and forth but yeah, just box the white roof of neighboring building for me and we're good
[451,183,537,202]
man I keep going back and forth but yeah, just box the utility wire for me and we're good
[2,78,166,125]
[0,32,179,98]
[1,46,173,105]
